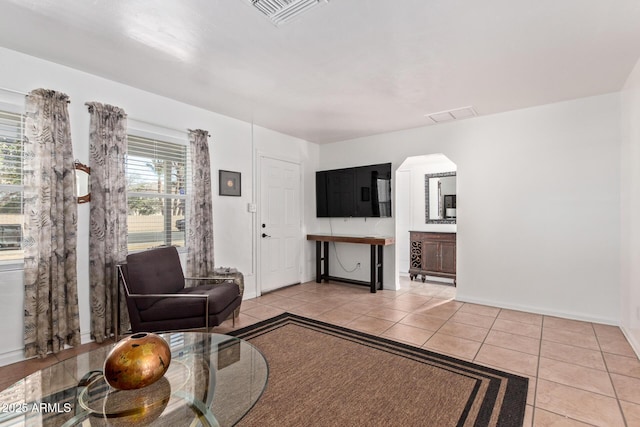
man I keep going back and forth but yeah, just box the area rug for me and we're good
[227,313,528,427]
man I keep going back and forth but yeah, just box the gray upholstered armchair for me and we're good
[116,246,243,337]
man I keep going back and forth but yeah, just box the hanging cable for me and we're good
[328,219,360,273]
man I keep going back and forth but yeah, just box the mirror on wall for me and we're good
[425,172,456,224]
[75,161,90,204]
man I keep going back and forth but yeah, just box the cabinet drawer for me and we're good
[410,231,456,242]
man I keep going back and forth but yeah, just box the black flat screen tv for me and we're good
[316,163,392,218]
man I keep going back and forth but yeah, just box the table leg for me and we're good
[323,242,329,283]
[378,244,384,290]
[315,241,321,283]
[115,274,120,340]
[370,244,376,293]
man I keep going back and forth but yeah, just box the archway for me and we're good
[394,154,457,289]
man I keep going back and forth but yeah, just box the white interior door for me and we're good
[259,156,302,293]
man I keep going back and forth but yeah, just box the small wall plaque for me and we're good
[219,170,241,196]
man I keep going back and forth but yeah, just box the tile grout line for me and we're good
[419,300,466,356]
[530,314,544,426]
[594,322,631,427]
[470,306,501,362]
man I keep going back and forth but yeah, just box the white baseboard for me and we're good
[621,326,640,359]
[243,291,257,300]
[80,332,93,345]
[1,333,96,368]
[455,293,618,326]
[0,348,25,367]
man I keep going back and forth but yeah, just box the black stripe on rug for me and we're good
[228,312,528,427]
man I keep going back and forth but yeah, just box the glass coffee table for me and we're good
[0,333,268,426]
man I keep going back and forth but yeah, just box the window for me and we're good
[0,109,24,264]
[126,134,188,252]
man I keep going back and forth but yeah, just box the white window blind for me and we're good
[0,110,24,263]
[126,134,188,252]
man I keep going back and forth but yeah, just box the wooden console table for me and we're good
[306,234,395,293]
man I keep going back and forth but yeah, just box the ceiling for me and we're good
[1,0,639,144]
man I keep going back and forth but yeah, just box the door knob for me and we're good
[262,233,271,238]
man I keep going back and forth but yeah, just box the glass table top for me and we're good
[0,333,268,426]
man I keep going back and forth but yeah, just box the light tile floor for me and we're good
[2,277,640,426]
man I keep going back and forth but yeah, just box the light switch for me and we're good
[247,203,257,213]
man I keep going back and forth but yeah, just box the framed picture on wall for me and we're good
[219,170,241,196]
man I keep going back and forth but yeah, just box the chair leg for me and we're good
[232,315,236,328]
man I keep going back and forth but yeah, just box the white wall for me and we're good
[317,93,622,324]
[621,56,640,356]
[0,47,317,365]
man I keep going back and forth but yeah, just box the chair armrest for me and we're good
[185,275,244,299]
[185,277,242,296]
[126,293,210,330]
[127,293,209,300]
[185,277,235,284]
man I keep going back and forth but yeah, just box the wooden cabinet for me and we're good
[409,231,456,284]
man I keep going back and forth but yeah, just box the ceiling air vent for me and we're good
[250,0,329,26]
[425,106,478,124]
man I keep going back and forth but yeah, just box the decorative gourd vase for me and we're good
[104,332,171,390]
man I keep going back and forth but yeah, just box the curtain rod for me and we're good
[128,116,187,135]
[0,87,27,96]
[0,88,204,129]
[0,87,70,103]
[130,117,211,138]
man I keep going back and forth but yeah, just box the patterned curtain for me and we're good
[23,89,80,358]
[186,129,215,276]
[86,102,128,342]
